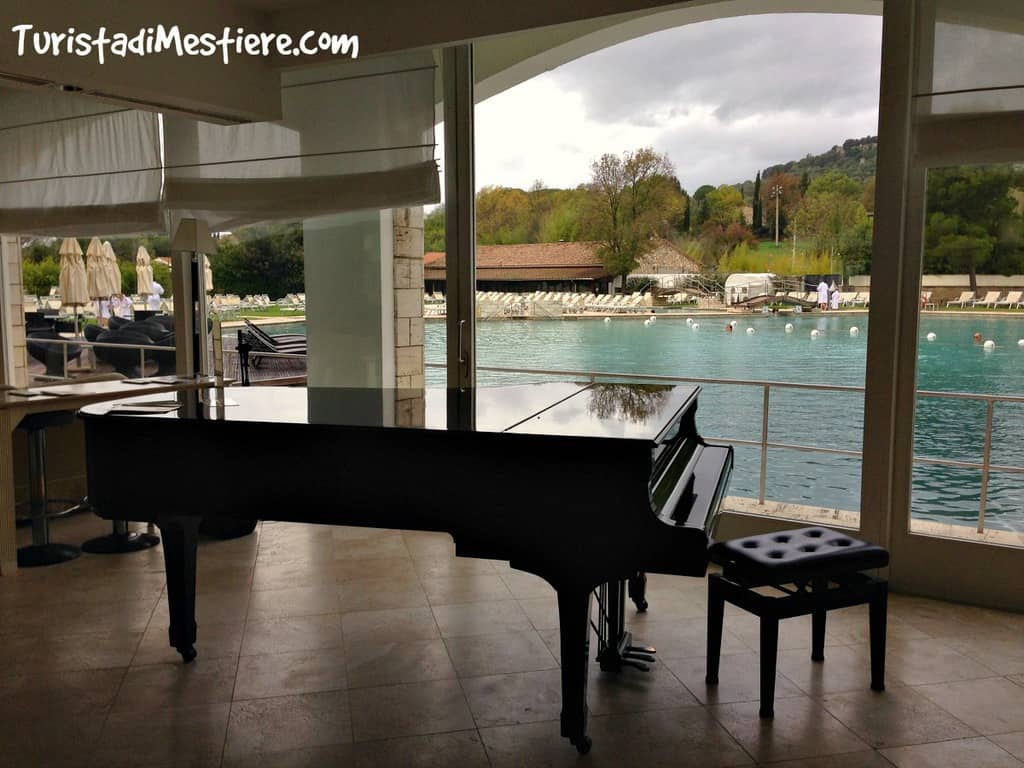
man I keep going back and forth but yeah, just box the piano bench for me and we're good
[704,526,889,718]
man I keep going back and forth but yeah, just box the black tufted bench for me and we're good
[705,526,889,717]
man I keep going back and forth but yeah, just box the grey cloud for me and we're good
[552,14,881,130]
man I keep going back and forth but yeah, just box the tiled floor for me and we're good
[4,512,1024,767]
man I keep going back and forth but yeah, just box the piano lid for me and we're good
[79,382,699,442]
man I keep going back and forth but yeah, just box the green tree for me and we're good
[690,184,715,233]
[583,147,678,288]
[22,257,61,296]
[212,223,304,298]
[424,206,445,251]
[475,186,532,244]
[704,185,744,227]
[752,171,763,234]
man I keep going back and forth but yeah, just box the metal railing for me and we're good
[424,362,1024,534]
[25,336,174,380]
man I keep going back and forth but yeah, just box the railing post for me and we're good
[62,342,68,378]
[140,347,146,377]
[759,384,770,504]
[978,398,995,534]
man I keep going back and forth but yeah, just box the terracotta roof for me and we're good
[424,242,610,282]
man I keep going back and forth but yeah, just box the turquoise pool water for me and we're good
[261,314,1024,531]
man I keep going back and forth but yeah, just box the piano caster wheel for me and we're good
[177,645,197,663]
[634,599,648,613]
[571,735,592,755]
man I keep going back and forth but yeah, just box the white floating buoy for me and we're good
[811,330,821,338]
[604,317,611,323]
[746,327,755,334]
[686,317,693,325]
[692,323,700,330]
[643,319,651,327]
[984,339,996,349]
[1018,339,1024,347]
[850,327,860,336]
[730,320,739,327]
[785,323,794,333]
[926,332,936,341]
[649,315,657,323]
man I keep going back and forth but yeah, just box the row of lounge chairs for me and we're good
[775,291,870,306]
[944,290,1024,309]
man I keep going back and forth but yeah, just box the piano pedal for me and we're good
[628,644,657,656]
[621,659,652,672]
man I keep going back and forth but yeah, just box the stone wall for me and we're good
[392,207,425,427]
[1,234,28,388]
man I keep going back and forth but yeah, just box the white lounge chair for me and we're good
[972,291,1002,308]
[995,291,1023,309]
[946,291,975,308]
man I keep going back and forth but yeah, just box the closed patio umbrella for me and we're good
[203,254,213,294]
[136,246,154,297]
[85,237,106,301]
[58,237,87,334]
[102,241,122,298]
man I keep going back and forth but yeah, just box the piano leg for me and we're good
[628,571,648,612]
[557,587,593,754]
[157,515,201,663]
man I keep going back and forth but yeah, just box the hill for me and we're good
[761,135,877,183]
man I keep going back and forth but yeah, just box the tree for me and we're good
[475,186,532,244]
[793,171,869,273]
[212,223,304,298]
[704,185,744,227]
[924,165,1024,289]
[583,147,678,288]
[806,169,862,198]
[690,184,715,233]
[752,171,763,234]
[424,206,445,251]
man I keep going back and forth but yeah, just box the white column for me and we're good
[0,234,27,388]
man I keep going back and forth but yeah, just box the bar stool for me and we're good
[705,526,889,718]
[16,411,84,567]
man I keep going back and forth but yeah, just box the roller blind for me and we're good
[0,88,163,235]
[163,51,439,230]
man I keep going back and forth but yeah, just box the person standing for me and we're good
[148,281,164,311]
[830,286,840,310]
[817,279,829,310]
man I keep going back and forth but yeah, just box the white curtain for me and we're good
[163,51,439,230]
[0,88,163,235]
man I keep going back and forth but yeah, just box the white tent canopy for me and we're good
[0,51,439,236]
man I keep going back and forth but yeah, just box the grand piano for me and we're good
[80,382,732,753]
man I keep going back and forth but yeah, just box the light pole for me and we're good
[769,184,783,246]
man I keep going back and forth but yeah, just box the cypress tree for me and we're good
[800,170,811,195]
[752,171,762,234]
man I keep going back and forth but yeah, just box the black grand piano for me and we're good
[80,382,732,753]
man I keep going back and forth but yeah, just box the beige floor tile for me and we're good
[97,702,231,767]
[886,638,998,685]
[821,605,928,645]
[333,534,409,560]
[134,620,244,666]
[822,686,977,748]
[151,589,251,626]
[337,576,428,612]
[631,619,749,658]
[252,561,335,591]
[916,677,1024,734]
[234,649,347,700]
[348,679,475,741]
[0,714,105,768]
[412,555,496,580]
[461,669,563,727]
[881,736,1023,767]
[224,691,352,761]
[480,708,752,768]
[114,657,238,713]
[331,525,401,542]
[941,634,1024,676]
[518,596,559,629]
[345,638,457,689]
[333,556,418,583]
[246,586,340,621]
[0,596,157,637]
[627,588,707,623]
[991,732,1024,761]
[197,562,255,592]
[499,571,554,598]
[341,606,439,646]
[222,743,354,768]
[445,629,558,677]
[350,730,489,768]
[727,613,844,652]
[432,600,533,638]
[664,652,804,705]
[765,752,904,767]
[421,573,514,605]
[711,696,869,764]
[241,613,344,656]
[401,531,456,559]
[777,644,883,697]
[588,659,699,715]
[0,629,142,674]
[0,667,124,719]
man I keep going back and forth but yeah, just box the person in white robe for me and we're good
[148,282,164,311]
[830,287,840,310]
[817,280,829,310]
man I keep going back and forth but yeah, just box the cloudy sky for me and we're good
[461,13,882,194]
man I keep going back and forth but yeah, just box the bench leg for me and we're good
[812,610,826,662]
[759,616,779,718]
[705,574,725,685]
[869,582,888,692]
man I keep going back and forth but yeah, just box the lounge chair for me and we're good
[972,291,1003,308]
[946,291,975,307]
[921,291,934,309]
[995,290,1023,309]
[242,319,307,366]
